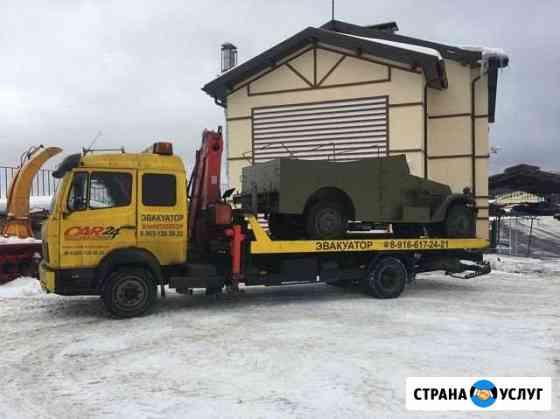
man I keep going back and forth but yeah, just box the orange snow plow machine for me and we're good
[0,146,61,283]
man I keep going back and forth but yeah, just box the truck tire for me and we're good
[362,257,407,298]
[306,200,348,240]
[102,268,157,318]
[444,204,475,238]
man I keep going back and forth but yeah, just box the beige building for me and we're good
[203,20,509,239]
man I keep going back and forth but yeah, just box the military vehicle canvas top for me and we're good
[238,155,476,240]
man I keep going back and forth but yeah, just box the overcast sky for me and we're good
[1,0,558,174]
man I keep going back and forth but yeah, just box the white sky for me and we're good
[0,0,558,174]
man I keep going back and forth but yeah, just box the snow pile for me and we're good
[486,254,560,275]
[0,195,52,215]
[0,277,42,299]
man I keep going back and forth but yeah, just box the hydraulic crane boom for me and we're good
[187,128,230,250]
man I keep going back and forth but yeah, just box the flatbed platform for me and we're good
[245,215,489,255]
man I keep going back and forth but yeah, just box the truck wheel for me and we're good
[445,204,475,238]
[362,257,407,298]
[306,201,348,239]
[102,268,157,318]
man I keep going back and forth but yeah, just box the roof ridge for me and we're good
[320,20,481,63]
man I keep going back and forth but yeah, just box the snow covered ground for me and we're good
[0,257,558,418]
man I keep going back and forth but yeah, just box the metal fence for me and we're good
[491,215,560,258]
[0,166,59,199]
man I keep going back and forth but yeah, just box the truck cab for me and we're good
[40,144,187,312]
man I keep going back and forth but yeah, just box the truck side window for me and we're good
[89,172,132,209]
[142,174,176,206]
[67,171,89,212]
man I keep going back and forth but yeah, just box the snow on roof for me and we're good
[338,32,443,60]
[461,46,509,66]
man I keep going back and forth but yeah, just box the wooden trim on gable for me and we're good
[243,44,401,97]
[233,46,315,94]
[317,45,421,74]
[285,62,314,87]
[313,47,317,87]
[317,55,346,87]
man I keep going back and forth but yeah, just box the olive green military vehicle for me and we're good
[238,155,476,240]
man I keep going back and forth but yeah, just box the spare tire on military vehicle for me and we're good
[443,203,476,238]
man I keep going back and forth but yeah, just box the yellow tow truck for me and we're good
[39,128,490,317]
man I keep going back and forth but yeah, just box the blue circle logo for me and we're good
[470,379,498,408]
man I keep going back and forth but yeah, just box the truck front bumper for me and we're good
[39,261,56,293]
[39,262,98,295]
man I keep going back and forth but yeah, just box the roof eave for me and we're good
[203,26,447,102]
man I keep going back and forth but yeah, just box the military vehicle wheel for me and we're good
[268,213,304,239]
[306,200,348,239]
[102,268,157,318]
[362,257,407,298]
[444,204,475,238]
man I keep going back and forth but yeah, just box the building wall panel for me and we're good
[475,158,489,196]
[428,116,471,157]
[475,118,489,156]
[388,106,424,152]
[427,157,472,193]
[428,61,471,115]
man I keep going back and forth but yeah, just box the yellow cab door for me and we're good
[137,169,187,266]
[59,169,137,268]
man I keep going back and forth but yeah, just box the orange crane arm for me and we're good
[2,146,62,238]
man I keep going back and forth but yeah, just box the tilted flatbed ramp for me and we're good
[245,215,489,255]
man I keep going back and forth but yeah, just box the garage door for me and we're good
[252,96,388,163]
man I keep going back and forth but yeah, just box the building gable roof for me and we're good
[203,20,509,122]
[203,25,450,103]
